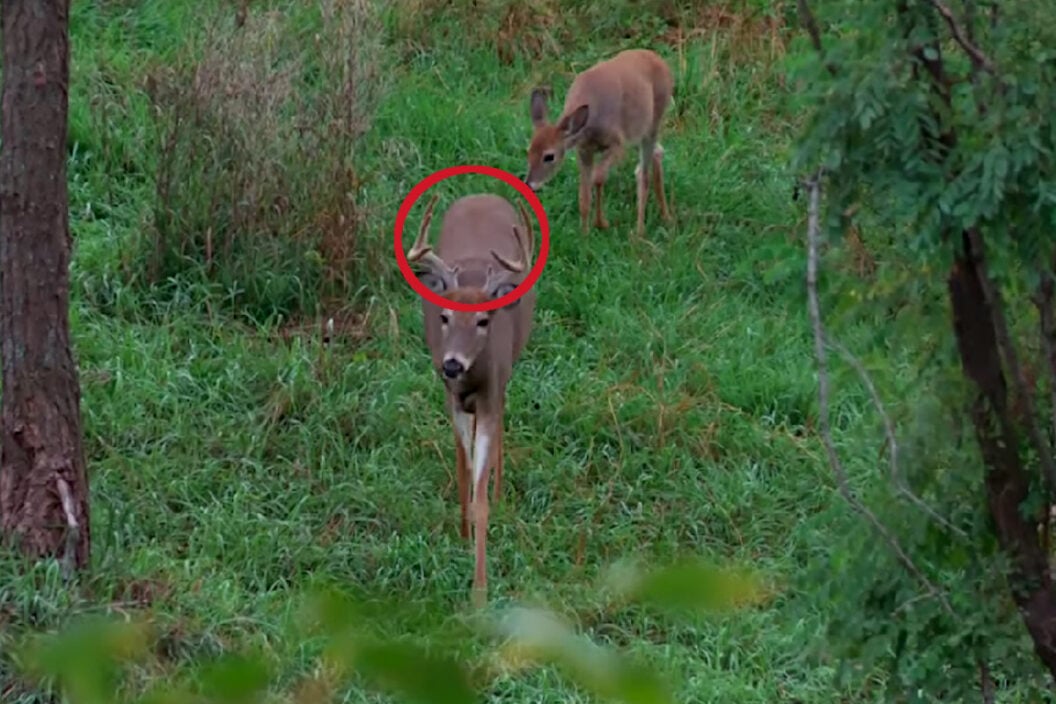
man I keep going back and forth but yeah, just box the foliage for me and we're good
[392,0,728,62]
[8,560,766,703]
[12,0,1056,700]
[787,0,1056,698]
[790,0,1056,270]
[143,0,386,321]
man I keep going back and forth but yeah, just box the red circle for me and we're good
[393,165,550,313]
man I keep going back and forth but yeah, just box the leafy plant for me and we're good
[790,0,1056,698]
[10,559,766,704]
[145,0,386,321]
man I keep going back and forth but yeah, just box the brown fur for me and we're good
[525,49,674,236]
[407,193,536,607]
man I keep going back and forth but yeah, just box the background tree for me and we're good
[793,0,1056,697]
[0,0,90,572]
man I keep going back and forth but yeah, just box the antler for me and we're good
[515,200,534,263]
[407,193,451,270]
[490,201,534,273]
[408,194,461,294]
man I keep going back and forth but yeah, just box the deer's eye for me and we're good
[477,318,489,328]
[543,153,555,163]
[440,313,450,325]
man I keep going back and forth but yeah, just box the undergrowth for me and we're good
[1,0,1050,701]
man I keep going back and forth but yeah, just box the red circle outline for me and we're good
[393,165,550,313]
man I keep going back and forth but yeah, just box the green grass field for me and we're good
[5,0,1040,701]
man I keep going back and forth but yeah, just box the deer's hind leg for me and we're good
[651,142,672,223]
[634,137,656,236]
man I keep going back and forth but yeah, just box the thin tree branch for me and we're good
[928,0,999,78]
[797,0,837,76]
[805,171,948,602]
[827,337,966,537]
[56,476,80,581]
[960,0,991,118]
[979,659,995,704]
[805,173,994,703]
[792,0,835,204]
[964,228,1056,497]
[1034,270,1056,450]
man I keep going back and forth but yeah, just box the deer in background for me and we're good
[407,193,536,607]
[524,48,674,237]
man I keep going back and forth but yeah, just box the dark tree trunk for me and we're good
[948,230,1056,679]
[0,0,90,571]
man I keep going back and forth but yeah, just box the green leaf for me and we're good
[20,617,153,704]
[497,608,672,704]
[298,587,362,637]
[336,637,476,704]
[604,558,769,615]
[198,653,271,704]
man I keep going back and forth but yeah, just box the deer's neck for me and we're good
[446,357,500,416]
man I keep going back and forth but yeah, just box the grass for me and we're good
[4,0,1046,701]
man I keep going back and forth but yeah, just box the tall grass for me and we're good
[143,0,386,321]
[2,0,1047,701]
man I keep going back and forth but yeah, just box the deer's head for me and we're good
[408,196,533,382]
[524,88,589,192]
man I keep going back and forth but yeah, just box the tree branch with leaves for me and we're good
[794,0,1056,694]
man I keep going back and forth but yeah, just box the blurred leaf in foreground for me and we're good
[324,633,476,704]
[297,586,363,637]
[496,607,672,704]
[604,557,770,614]
[356,639,476,704]
[297,587,476,704]
[134,687,198,704]
[19,616,153,704]
[197,652,272,703]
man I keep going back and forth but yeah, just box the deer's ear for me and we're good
[492,282,517,298]
[530,88,548,128]
[489,281,522,309]
[416,270,447,294]
[558,104,589,141]
[415,265,457,295]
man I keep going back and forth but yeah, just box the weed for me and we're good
[145,0,386,321]
[3,0,1046,701]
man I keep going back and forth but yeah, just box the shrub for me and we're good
[144,0,385,321]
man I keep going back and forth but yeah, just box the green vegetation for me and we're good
[3,0,1054,701]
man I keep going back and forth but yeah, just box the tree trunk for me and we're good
[948,230,1056,679]
[0,0,90,571]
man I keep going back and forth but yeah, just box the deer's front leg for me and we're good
[593,183,608,229]
[492,403,505,503]
[577,149,595,234]
[453,408,474,540]
[470,412,497,608]
[591,144,623,230]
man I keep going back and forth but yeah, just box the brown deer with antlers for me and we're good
[407,193,537,607]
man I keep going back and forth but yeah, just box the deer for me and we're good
[524,48,674,237]
[406,192,537,608]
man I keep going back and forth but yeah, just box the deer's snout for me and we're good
[442,357,465,379]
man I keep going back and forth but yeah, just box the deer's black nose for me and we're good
[442,358,464,379]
